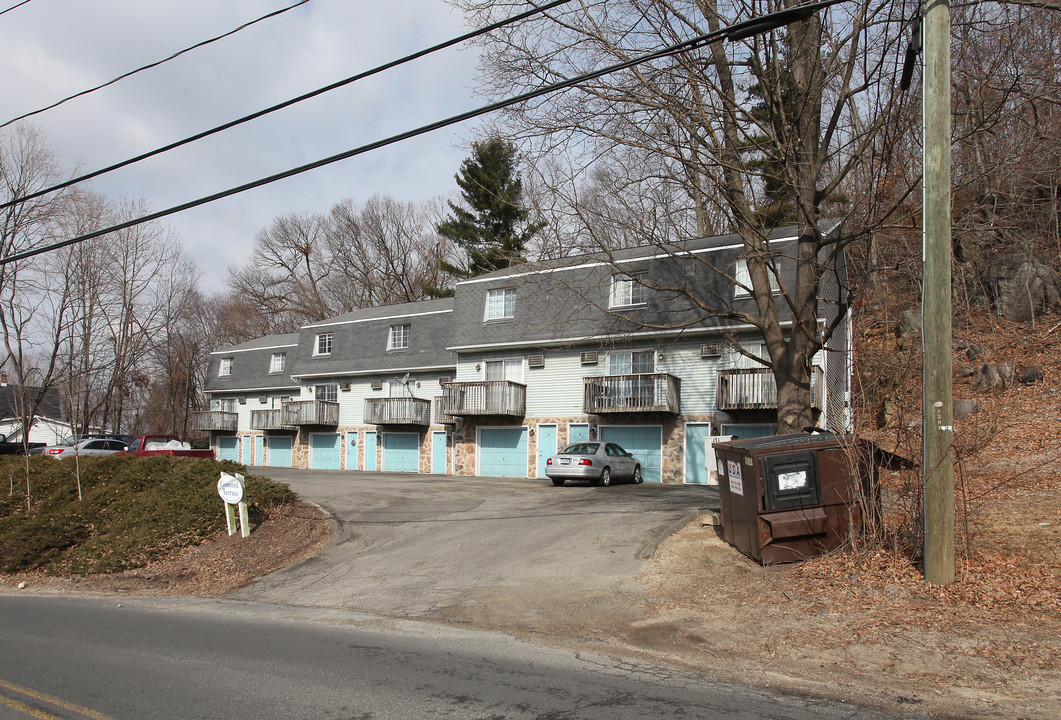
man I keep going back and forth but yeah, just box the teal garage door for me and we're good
[600,426,663,483]
[267,435,292,467]
[310,433,341,470]
[478,428,528,478]
[218,436,239,462]
[383,433,419,473]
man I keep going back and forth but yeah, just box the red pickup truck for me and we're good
[119,435,215,459]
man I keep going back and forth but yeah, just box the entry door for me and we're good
[536,424,558,478]
[345,431,359,470]
[568,423,590,443]
[364,431,378,471]
[432,431,447,474]
[254,437,264,465]
[218,436,239,462]
[241,435,251,464]
[684,423,713,485]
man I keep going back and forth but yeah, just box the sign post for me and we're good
[217,472,250,538]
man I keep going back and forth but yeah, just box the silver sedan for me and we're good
[545,442,643,487]
[40,438,128,459]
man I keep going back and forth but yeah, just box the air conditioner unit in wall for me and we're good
[580,351,598,365]
[340,382,351,391]
[439,376,453,385]
[371,380,383,391]
[528,354,545,368]
[700,343,723,359]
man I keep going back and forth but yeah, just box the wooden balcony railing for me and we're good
[364,397,431,425]
[716,365,824,411]
[438,380,526,419]
[250,409,290,430]
[583,373,681,414]
[281,400,339,426]
[192,411,238,432]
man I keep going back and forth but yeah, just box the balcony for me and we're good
[250,409,292,431]
[438,380,526,419]
[365,397,431,425]
[281,400,339,426]
[583,374,681,414]
[716,365,824,411]
[192,411,238,432]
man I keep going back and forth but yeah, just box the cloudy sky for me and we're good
[0,0,486,291]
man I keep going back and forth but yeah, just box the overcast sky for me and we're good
[0,0,485,292]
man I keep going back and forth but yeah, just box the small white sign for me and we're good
[217,472,245,504]
[727,460,743,496]
[778,470,808,491]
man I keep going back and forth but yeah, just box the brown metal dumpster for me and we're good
[715,432,872,564]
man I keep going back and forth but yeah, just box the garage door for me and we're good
[217,436,239,462]
[478,428,528,478]
[267,436,292,467]
[310,433,341,470]
[600,426,663,483]
[383,432,419,473]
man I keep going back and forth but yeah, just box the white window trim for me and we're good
[314,332,334,356]
[607,349,656,376]
[484,288,516,321]
[269,352,286,374]
[609,272,647,308]
[484,357,524,383]
[218,358,232,377]
[314,383,339,403]
[734,258,780,297]
[388,323,410,351]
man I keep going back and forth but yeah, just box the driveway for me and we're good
[233,470,718,637]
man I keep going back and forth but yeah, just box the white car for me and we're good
[545,441,643,487]
[41,438,129,459]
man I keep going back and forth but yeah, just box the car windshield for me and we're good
[560,443,599,454]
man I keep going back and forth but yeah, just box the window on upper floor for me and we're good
[484,288,516,321]
[218,358,232,377]
[608,349,655,376]
[388,323,410,351]
[734,258,780,297]
[269,352,286,374]
[315,384,338,403]
[215,398,237,413]
[484,358,524,383]
[315,332,334,356]
[610,272,647,308]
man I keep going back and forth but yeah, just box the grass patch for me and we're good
[0,455,296,575]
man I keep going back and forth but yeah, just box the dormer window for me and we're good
[269,352,286,374]
[218,358,232,377]
[315,332,334,356]
[388,324,410,351]
[734,258,780,297]
[610,272,646,308]
[485,288,515,320]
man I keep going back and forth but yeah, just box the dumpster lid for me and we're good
[723,431,853,451]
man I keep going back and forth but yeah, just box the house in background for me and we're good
[0,376,72,445]
[200,227,851,483]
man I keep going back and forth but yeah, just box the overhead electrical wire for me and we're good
[0,0,311,130]
[0,0,312,130]
[0,0,33,18]
[0,0,846,267]
[1,0,572,210]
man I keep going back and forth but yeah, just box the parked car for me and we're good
[41,437,129,459]
[0,433,46,455]
[545,441,643,487]
[117,435,215,459]
[27,433,133,456]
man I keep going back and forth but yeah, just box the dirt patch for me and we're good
[1,501,330,597]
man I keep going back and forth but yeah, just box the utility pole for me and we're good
[922,0,955,584]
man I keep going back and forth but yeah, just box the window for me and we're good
[485,358,524,383]
[485,288,516,320]
[388,324,410,350]
[314,384,338,403]
[218,358,232,377]
[269,352,286,374]
[610,272,646,308]
[608,350,655,375]
[734,258,780,297]
[315,332,334,356]
[216,398,237,413]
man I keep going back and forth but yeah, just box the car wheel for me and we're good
[551,478,565,487]
[598,467,611,487]
[633,466,643,484]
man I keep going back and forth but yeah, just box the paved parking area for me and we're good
[234,470,719,630]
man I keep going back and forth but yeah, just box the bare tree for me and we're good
[452,0,913,432]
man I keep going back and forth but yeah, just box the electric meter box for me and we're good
[715,432,872,564]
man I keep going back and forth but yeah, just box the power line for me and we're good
[0,0,846,267]
[0,0,312,130]
[0,0,33,18]
[0,0,572,211]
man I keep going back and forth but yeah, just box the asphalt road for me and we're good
[233,469,719,628]
[0,596,907,720]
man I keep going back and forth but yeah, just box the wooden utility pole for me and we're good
[922,0,955,584]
